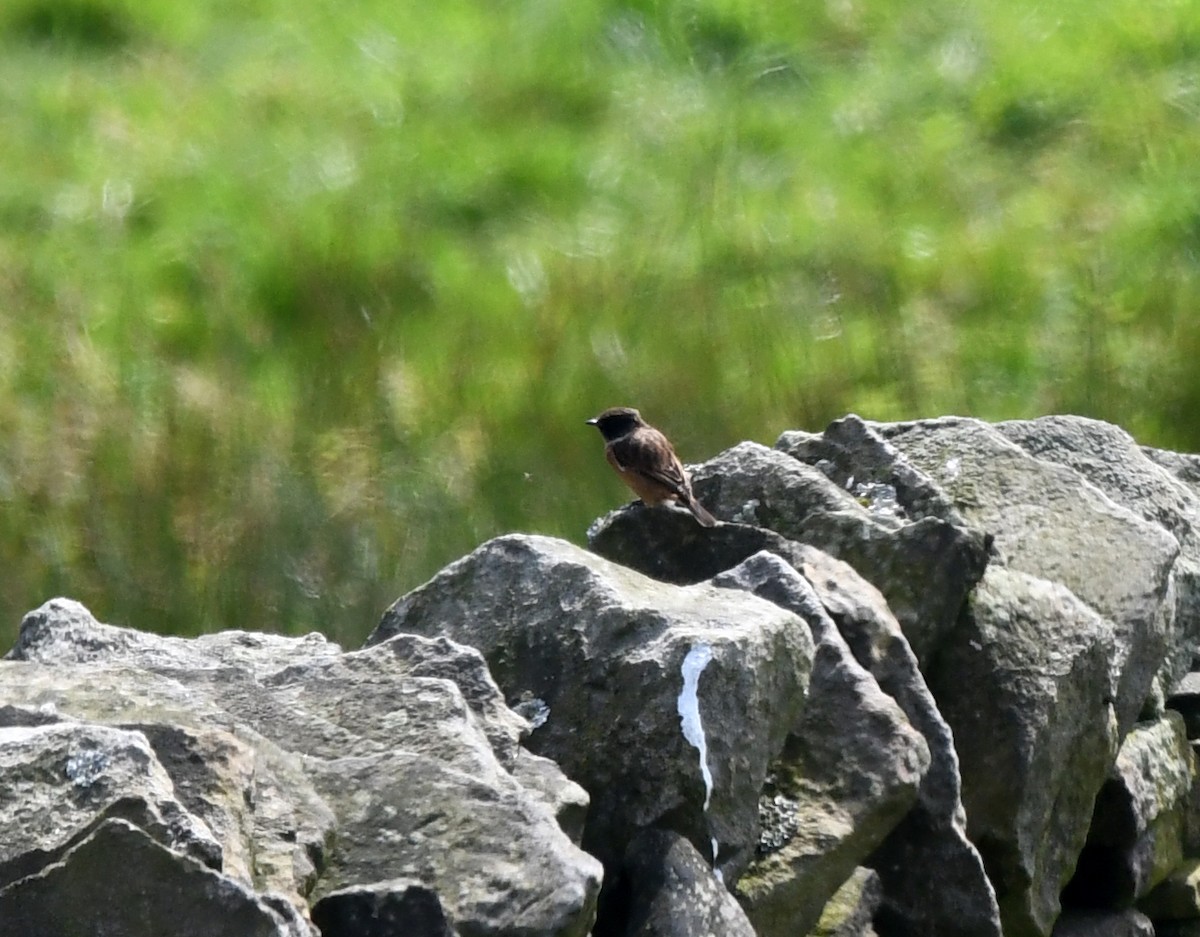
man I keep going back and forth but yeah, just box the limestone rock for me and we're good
[808,867,883,937]
[879,416,1178,733]
[711,552,928,937]
[370,534,815,883]
[1068,712,1195,907]
[0,817,312,937]
[8,597,341,676]
[619,829,757,937]
[997,415,1200,693]
[928,566,1120,937]
[1138,857,1200,921]
[0,722,222,886]
[591,504,999,937]
[1,598,600,937]
[306,751,598,937]
[797,546,1001,937]
[696,437,990,664]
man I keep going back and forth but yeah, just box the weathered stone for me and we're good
[0,664,335,908]
[808,866,882,937]
[307,751,600,937]
[1068,712,1194,907]
[1138,857,1200,921]
[2,598,600,937]
[686,438,989,665]
[587,498,798,587]
[711,552,928,937]
[998,415,1200,693]
[0,722,222,887]
[592,497,997,937]
[796,546,1001,937]
[0,817,312,937]
[619,829,756,937]
[777,415,966,526]
[7,597,341,675]
[370,534,815,884]
[928,566,1120,937]
[880,416,1178,733]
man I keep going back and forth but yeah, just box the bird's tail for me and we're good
[685,495,718,528]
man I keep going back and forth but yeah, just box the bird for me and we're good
[587,407,717,527]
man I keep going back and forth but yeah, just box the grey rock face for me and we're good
[695,438,990,665]
[710,552,929,937]
[590,485,998,937]
[0,598,600,937]
[619,829,757,937]
[930,566,1120,937]
[0,817,311,937]
[5,411,1200,937]
[997,415,1200,693]
[1068,712,1195,908]
[1138,857,1200,921]
[0,722,222,887]
[371,534,815,881]
[808,866,883,937]
[305,751,597,937]
[9,597,343,675]
[879,416,1178,733]
[796,546,1001,937]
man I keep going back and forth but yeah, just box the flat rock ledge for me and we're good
[3,413,1200,937]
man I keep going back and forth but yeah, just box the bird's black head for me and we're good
[587,407,645,441]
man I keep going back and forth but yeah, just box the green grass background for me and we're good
[1,0,1198,647]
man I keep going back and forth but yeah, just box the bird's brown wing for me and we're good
[609,428,693,501]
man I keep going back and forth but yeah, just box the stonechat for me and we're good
[587,407,717,527]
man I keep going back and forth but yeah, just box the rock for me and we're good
[1051,908,1155,937]
[808,867,882,937]
[0,817,312,937]
[689,437,990,665]
[879,416,1178,733]
[928,566,1120,937]
[1138,857,1200,921]
[0,722,222,887]
[370,534,815,885]
[587,497,799,587]
[7,597,342,675]
[306,751,598,937]
[1066,712,1194,907]
[997,415,1200,692]
[6,412,1200,937]
[710,553,928,937]
[1,598,600,937]
[511,749,592,845]
[618,829,756,937]
[592,501,998,937]
[797,546,1001,937]
[0,663,334,908]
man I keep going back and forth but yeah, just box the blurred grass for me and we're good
[1,0,1198,647]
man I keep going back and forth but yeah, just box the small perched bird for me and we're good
[587,407,717,527]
